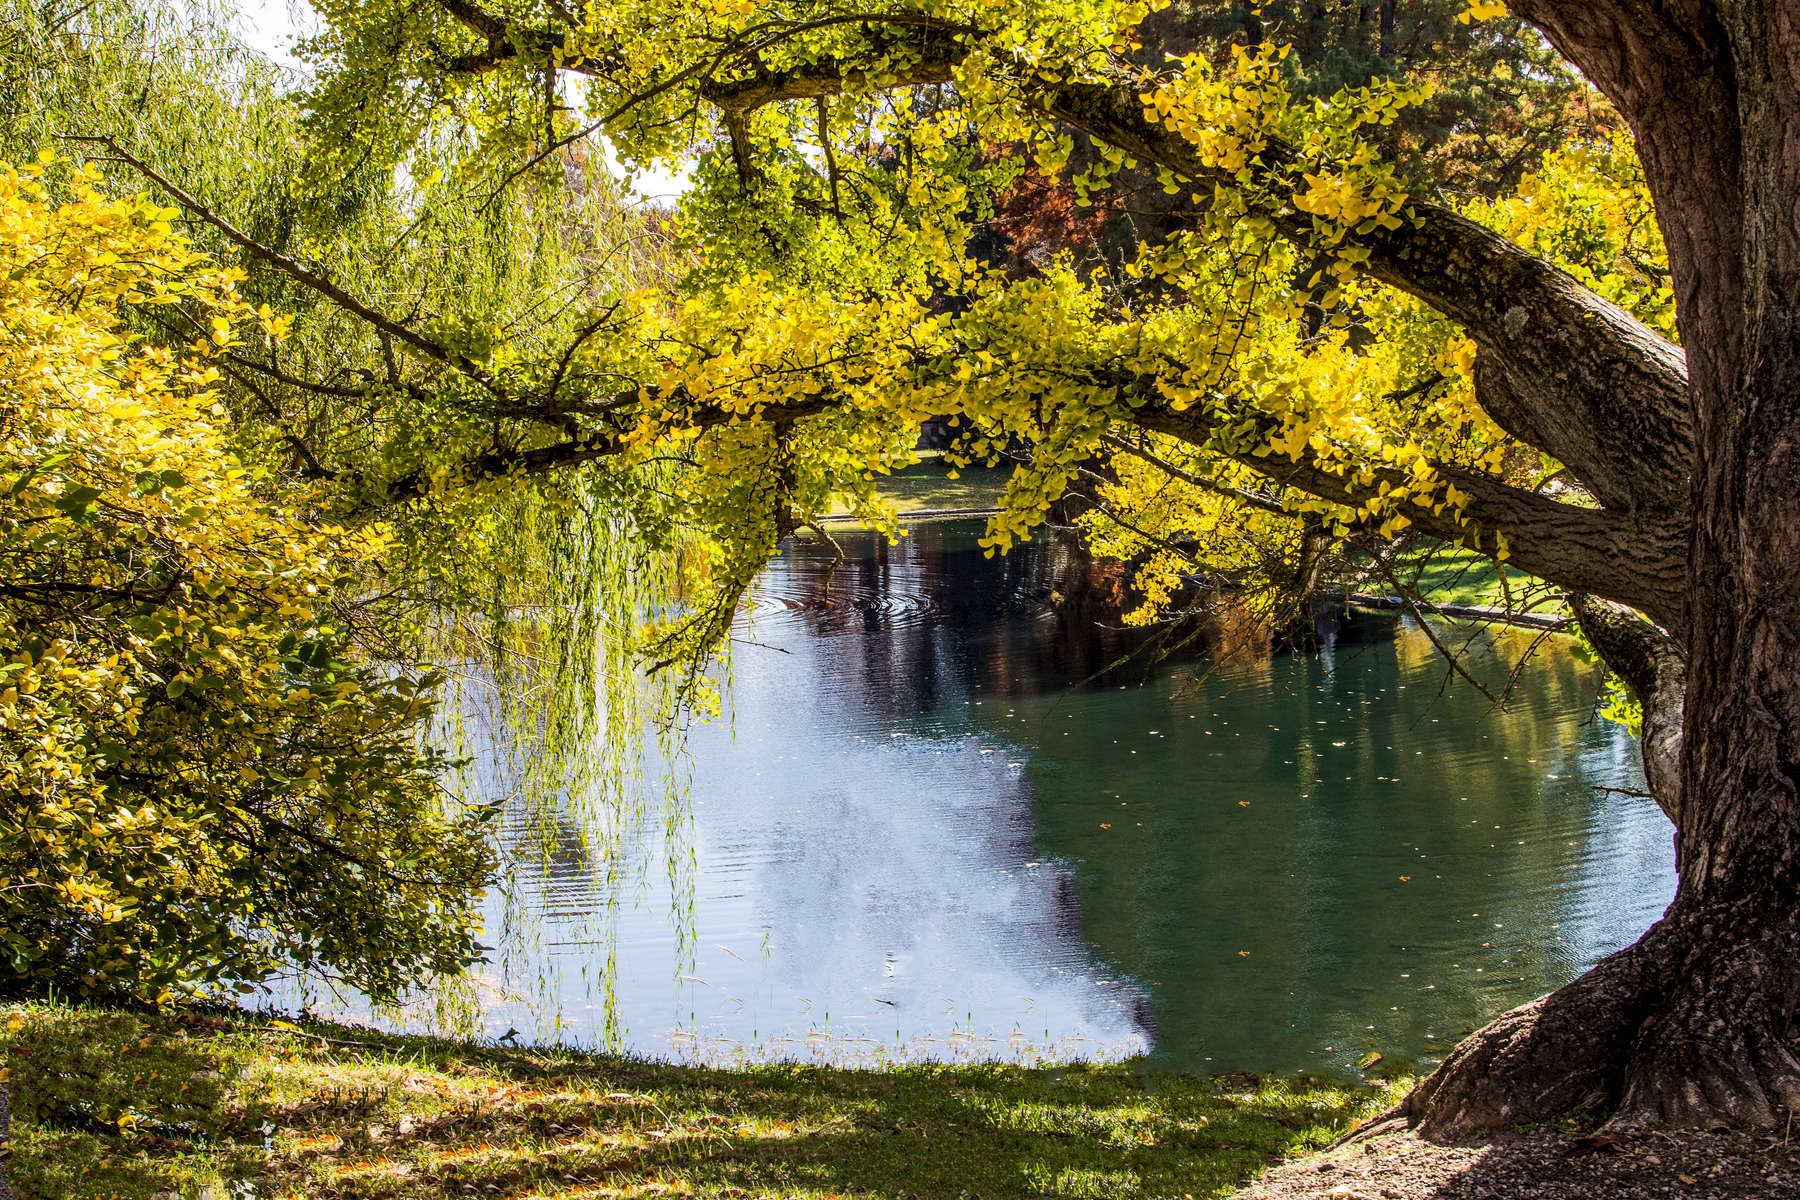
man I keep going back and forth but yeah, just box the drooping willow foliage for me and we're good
[0,0,706,1015]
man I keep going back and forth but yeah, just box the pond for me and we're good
[309,518,1676,1079]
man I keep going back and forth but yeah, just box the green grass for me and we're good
[1395,546,1512,609]
[825,458,1012,518]
[5,1000,1401,1200]
[1352,544,1568,618]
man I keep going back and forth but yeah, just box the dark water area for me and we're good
[322,519,1676,1078]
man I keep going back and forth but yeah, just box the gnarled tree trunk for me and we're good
[1402,0,1800,1135]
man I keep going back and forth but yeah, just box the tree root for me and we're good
[1608,914,1800,1130]
[1611,1025,1800,1130]
[1402,907,1800,1138]
[1402,935,1662,1138]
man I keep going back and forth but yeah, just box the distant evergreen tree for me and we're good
[978,3,1604,288]
[1146,1,1601,197]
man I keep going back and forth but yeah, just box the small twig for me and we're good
[1075,465,1202,566]
[480,117,606,212]
[727,636,792,654]
[256,1025,393,1049]
[791,515,844,566]
[545,302,624,404]
[1368,545,1501,705]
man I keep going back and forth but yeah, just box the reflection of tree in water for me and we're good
[762,520,1402,719]
[748,520,1662,1075]
[505,809,607,900]
[1025,620,1658,1075]
[326,520,1656,1067]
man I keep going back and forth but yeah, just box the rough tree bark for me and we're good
[1381,0,1800,1135]
[1571,596,1685,826]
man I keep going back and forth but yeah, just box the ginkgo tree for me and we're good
[73,0,1800,1136]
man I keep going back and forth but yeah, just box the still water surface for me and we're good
[347,520,1676,1077]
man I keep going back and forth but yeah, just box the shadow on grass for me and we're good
[7,1004,1396,1200]
[586,1061,1360,1200]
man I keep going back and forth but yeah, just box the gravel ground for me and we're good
[1234,1123,1800,1199]
[0,1080,13,1200]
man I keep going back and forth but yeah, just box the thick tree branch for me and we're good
[1131,403,1688,631]
[1508,0,1740,406]
[377,394,836,502]
[431,0,622,75]
[691,38,1693,514]
[1032,67,1693,517]
[434,0,506,42]
[1571,593,1686,825]
[698,41,961,114]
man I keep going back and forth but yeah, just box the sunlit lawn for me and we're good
[1352,543,1569,618]
[6,1001,1400,1200]
[825,457,1012,518]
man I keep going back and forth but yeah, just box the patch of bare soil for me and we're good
[1235,1123,1800,1199]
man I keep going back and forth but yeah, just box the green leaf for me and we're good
[54,485,103,518]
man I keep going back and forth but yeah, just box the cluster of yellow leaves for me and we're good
[0,158,492,1000]
[1458,3,1511,23]
[610,274,950,672]
[1138,46,1423,252]
[1465,130,1674,340]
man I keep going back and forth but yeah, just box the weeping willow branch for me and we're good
[67,135,507,395]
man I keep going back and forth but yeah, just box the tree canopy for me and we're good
[0,0,686,1005]
[260,0,1683,673]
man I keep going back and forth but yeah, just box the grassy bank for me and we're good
[5,1001,1399,1200]
[825,458,1013,519]
[1378,546,1522,612]
[1349,544,1570,621]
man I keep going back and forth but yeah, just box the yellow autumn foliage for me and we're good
[0,159,494,1001]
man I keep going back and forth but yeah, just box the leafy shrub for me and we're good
[0,158,496,1003]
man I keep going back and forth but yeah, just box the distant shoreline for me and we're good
[1346,592,1571,631]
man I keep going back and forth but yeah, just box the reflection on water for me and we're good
[314,519,1675,1077]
